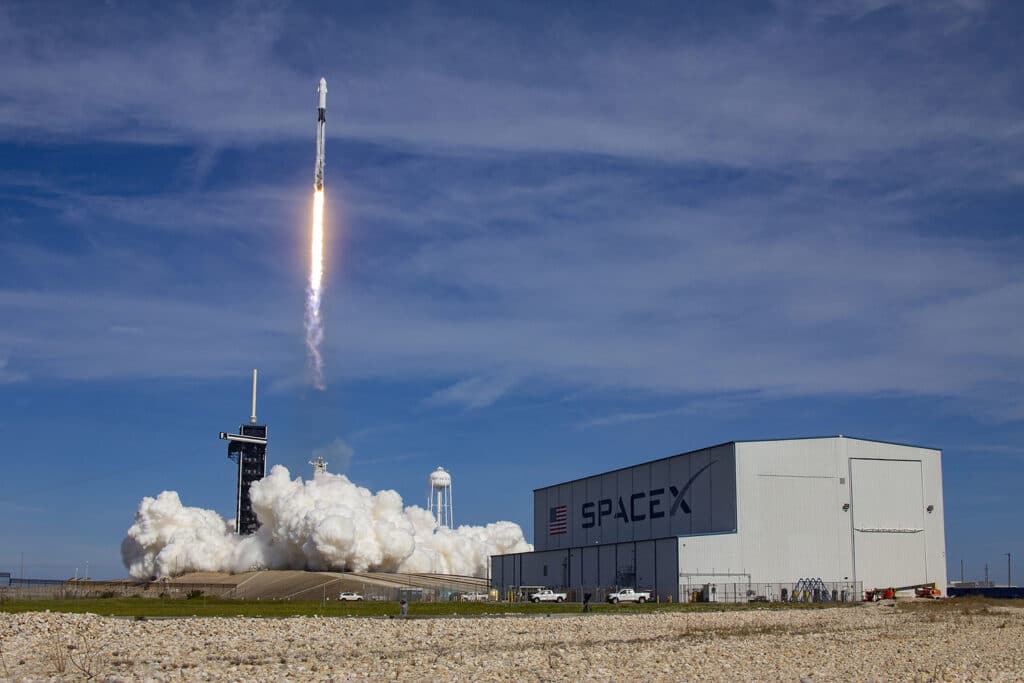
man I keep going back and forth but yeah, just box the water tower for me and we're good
[428,467,453,530]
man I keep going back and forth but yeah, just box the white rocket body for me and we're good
[314,78,327,191]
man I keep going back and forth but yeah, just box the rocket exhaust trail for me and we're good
[305,78,328,390]
[305,189,325,389]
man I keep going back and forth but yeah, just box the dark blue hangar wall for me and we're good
[533,442,737,551]
[492,443,737,601]
[492,539,682,600]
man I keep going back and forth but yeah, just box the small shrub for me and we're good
[47,633,68,675]
[66,627,108,680]
[186,589,204,600]
[0,637,10,678]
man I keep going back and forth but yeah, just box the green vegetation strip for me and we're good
[0,597,847,618]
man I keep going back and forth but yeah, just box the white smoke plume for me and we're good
[121,465,532,579]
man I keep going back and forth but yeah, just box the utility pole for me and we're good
[960,559,964,583]
[985,562,989,585]
[20,552,24,583]
[1007,553,1012,587]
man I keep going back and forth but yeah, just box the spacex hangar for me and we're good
[491,436,946,601]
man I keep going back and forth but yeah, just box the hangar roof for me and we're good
[533,435,940,492]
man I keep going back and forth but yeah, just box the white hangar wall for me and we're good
[677,437,947,591]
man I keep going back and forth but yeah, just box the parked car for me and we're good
[531,589,567,603]
[337,592,364,601]
[606,588,651,604]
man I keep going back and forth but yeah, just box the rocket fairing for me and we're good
[314,77,327,191]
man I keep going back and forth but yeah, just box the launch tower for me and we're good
[218,369,268,535]
[309,455,329,477]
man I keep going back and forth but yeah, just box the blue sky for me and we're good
[1,0,1022,582]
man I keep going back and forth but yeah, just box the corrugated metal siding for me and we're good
[598,544,616,585]
[730,439,855,582]
[585,548,598,585]
[655,538,678,600]
[678,532,744,584]
[850,458,928,588]
[727,437,945,588]
[568,547,582,587]
[491,539,681,601]
[533,443,737,551]
[532,493,546,547]
[635,541,656,590]
[845,438,946,590]
[754,473,845,580]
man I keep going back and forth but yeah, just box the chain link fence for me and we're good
[0,580,237,602]
[679,580,862,604]
[1,577,863,604]
[499,580,862,604]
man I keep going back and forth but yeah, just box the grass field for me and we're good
[0,596,849,618]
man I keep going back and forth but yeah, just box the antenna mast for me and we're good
[250,369,258,425]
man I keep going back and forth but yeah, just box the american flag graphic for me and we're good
[548,505,568,535]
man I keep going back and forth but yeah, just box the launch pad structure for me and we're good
[218,369,267,535]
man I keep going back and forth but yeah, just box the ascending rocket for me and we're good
[314,77,327,191]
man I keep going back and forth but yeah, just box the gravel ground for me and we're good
[1,602,1022,682]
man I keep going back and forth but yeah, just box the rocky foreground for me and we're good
[1,602,1022,682]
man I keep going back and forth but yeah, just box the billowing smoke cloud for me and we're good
[121,465,532,579]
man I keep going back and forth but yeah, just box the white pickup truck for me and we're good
[530,589,567,603]
[606,588,651,604]
[460,592,490,602]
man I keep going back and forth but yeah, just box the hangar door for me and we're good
[850,459,928,590]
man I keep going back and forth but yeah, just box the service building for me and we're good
[491,436,946,601]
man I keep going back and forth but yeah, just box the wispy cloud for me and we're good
[0,288,298,380]
[0,355,27,384]
[0,1,1021,423]
[1,2,1020,187]
[2,158,1022,415]
[427,374,519,410]
[575,407,693,430]
[575,395,758,429]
